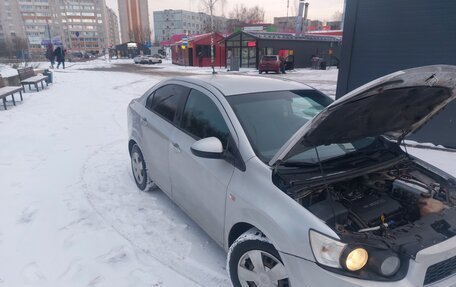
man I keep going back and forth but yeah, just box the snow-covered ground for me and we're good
[1,60,455,287]
[0,64,20,77]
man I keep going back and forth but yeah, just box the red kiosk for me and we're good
[171,33,226,67]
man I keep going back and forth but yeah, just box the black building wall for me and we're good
[258,40,341,68]
[337,0,456,148]
[115,42,150,58]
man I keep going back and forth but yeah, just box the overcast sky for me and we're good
[106,0,344,30]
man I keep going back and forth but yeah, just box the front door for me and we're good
[169,88,235,244]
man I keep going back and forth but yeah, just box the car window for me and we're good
[181,89,230,148]
[149,85,189,122]
[262,56,277,61]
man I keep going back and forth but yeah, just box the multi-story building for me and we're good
[17,0,57,56]
[106,7,120,48]
[0,0,26,56]
[118,0,150,44]
[153,10,229,44]
[1,0,110,58]
[56,0,108,53]
[273,17,297,33]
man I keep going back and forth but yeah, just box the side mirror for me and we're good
[191,137,224,159]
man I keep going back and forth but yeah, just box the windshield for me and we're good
[228,90,381,164]
[227,90,331,162]
[262,56,278,61]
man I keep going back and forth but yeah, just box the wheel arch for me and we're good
[128,139,137,155]
[228,222,258,247]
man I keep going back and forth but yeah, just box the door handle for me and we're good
[141,117,148,126]
[172,142,181,153]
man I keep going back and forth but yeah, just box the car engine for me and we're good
[295,165,451,237]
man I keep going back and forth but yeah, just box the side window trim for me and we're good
[176,85,238,144]
[145,91,155,110]
[146,84,190,126]
[180,88,231,144]
[176,87,246,171]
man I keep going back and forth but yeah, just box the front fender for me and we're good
[225,157,337,260]
[127,100,146,153]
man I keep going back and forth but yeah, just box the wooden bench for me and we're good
[18,67,48,92]
[0,75,23,110]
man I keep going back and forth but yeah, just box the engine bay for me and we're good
[275,158,456,257]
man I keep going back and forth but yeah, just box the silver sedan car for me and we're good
[127,65,456,287]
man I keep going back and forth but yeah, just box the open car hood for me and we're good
[269,65,456,166]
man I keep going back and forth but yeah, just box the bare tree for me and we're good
[331,10,343,21]
[248,6,265,23]
[0,37,29,59]
[229,4,265,24]
[219,0,227,17]
[200,0,223,74]
[142,28,151,44]
[128,30,135,42]
[229,4,248,22]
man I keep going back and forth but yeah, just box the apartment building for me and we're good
[153,10,228,44]
[118,0,150,44]
[56,0,108,53]
[273,17,297,33]
[1,0,110,58]
[0,0,26,56]
[106,7,120,47]
[17,0,58,56]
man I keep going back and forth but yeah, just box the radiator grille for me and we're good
[424,255,456,285]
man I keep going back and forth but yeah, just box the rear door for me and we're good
[141,84,190,195]
[169,88,236,244]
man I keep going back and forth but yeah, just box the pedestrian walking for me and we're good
[279,56,286,74]
[198,51,203,67]
[45,44,55,68]
[54,46,66,69]
[311,54,320,69]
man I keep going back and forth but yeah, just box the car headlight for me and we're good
[309,230,346,268]
[309,230,401,277]
[341,246,369,271]
[369,250,401,277]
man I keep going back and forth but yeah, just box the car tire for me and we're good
[259,70,262,74]
[228,228,290,287]
[265,71,269,74]
[130,144,153,191]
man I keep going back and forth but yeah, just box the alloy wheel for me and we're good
[237,250,289,287]
[131,151,145,185]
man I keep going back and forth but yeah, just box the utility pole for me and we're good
[287,0,289,18]
[341,0,347,30]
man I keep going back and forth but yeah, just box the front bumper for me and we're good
[281,235,456,287]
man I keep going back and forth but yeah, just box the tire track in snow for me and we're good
[79,139,230,287]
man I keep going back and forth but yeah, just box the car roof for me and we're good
[171,75,313,96]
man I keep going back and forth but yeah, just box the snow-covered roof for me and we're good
[224,31,342,42]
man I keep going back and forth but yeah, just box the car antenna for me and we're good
[314,146,337,230]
